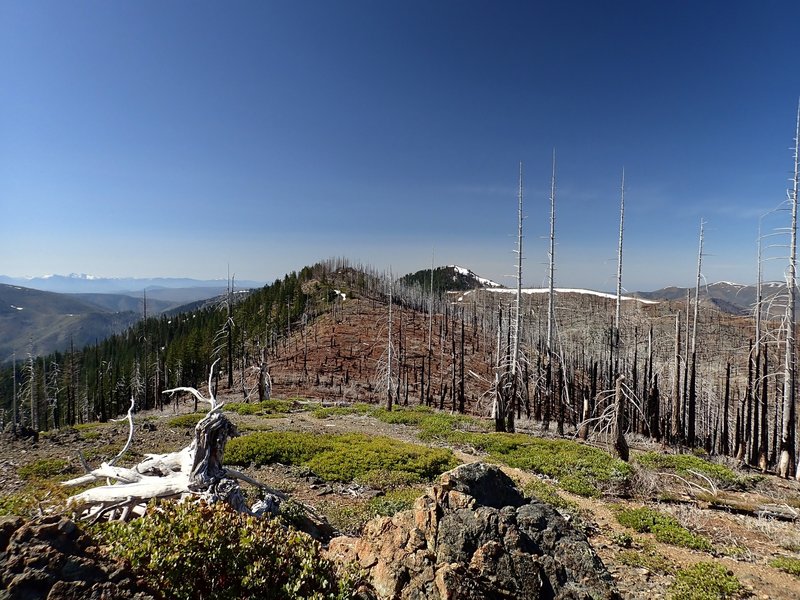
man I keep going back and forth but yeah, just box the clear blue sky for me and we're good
[2,1,799,291]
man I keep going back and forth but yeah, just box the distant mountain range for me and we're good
[633,281,788,316]
[0,275,262,361]
[0,285,141,361]
[0,274,263,295]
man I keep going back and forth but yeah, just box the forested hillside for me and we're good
[1,256,798,481]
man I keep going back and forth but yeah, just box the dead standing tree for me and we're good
[493,162,527,432]
[779,101,800,480]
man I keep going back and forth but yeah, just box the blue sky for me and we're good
[2,1,799,291]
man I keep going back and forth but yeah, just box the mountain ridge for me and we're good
[0,274,263,295]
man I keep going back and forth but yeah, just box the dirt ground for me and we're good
[2,393,800,600]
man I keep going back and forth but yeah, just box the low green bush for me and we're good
[226,431,458,483]
[96,501,355,599]
[367,487,422,517]
[369,406,488,441]
[635,452,744,488]
[312,404,372,419]
[617,548,673,573]
[462,433,630,497]
[522,478,579,511]
[74,422,102,430]
[18,458,71,480]
[355,469,421,491]
[226,399,294,416]
[166,413,205,428]
[770,555,800,577]
[668,562,742,599]
[614,505,711,551]
[0,492,37,517]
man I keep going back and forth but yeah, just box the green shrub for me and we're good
[0,480,83,517]
[368,406,488,441]
[74,422,102,430]
[226,431,458,483]
[0,493,36,517]
[226,431,332,467]
[618,548,672,573]
[770,556,800,577]
[226,399,294,416]
[668,562,742,600]
[636,452,744,488]
[96,501,354,599]
[614,505,711,551]
[18,458,71,480]
[318,501,373,536]
[312,404,371,419]
[522,478,579,511]
[460,433,630,497]
[166,413,205,428]
[355,469,422,491]
[367,487,422,517]
[306,434,456,483]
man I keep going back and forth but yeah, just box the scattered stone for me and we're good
[326,462,621,600]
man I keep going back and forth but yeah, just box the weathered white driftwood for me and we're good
[63,365,282,522]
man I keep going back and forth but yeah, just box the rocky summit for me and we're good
[327,462,621,600]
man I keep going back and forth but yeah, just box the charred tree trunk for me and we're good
[613,375,629,462]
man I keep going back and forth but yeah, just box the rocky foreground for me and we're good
[0,463,618,600]
[0,515,156,600]
[327,462,620,599]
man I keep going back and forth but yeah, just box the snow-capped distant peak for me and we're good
[710,281,744,287]
[446,265,503,288]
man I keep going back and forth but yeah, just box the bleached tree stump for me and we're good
[62,366,285,523]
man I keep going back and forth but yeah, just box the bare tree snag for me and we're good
[779,100,800,480]
[613,375,629,461]
[671,311,682,443]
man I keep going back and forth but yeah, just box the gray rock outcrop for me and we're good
[327,462,620,600]
[0,515,157,600]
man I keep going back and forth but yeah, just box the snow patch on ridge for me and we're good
[447,265,503,288]
[484,288,658,304]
